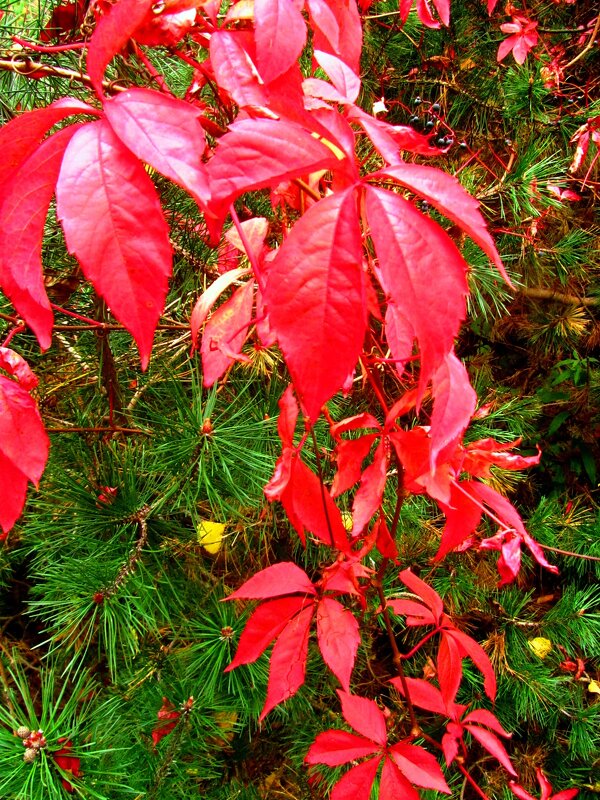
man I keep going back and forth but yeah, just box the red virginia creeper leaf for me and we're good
[377,163,510,285]
[435,480,483,560]
[389,742,451,792]
[260,604,314,720]
[0,98,98,195]
[337,690,387,746]
[225,561,317,601]
[201,280,254,386]
[465,724,517,775]
[380,757,420,800]
[206,118,339,242]
[254,0,306,84]
[152,698,180,747]
[0,349,38,391]
[284,457,350,551]
[331,434,377,497]
[0,375,49,534]
[306,0,362,72]
[209,29,266,112]
[266,188,366,421]
[0,126,79,350]
[316,597,360,691]
[350,109,448,160]
[437,632,463,707]
[463,437,541,478]
[463,709,512,737]
[366,186,468,402]
[331,756,382,800]
[430,351,476,470]
[277,384,299,447]
[56,119,172,369]
[87,0,154,97]
[314,50,361,103]
[398,569,444,621]
[190,267,251,349]
[103,87,209,206]
[390,676,447,716]
[351,441,387,537]
[386,598,436,626]
[225,595,313,670]
[305,730,379,766]
[448,628,496,701]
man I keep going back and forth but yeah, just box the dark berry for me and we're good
[424,119,434,131]
[409,115,420,127]
[413,96,422,105]
[431,102,441,113]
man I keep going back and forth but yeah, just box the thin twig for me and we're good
[519,286,599,307]
[564,14,600,70]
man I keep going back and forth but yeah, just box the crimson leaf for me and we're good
[56,119,172,369]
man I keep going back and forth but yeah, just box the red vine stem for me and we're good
[12,36,87,52]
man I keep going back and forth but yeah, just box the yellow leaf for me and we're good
[528,637,552,659]
[197,520,226,554]
[341,511,353,532]
[311,132,346,161]
[588,680,600,694]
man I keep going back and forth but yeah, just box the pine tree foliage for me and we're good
[0,0,599,798]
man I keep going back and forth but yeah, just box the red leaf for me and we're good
[314,50,361,103]
[284,457,350,551]
[0,98,98,195]
[386,599,436,626]
[448,628,496,701]
[190,267,251,349]
[380,757,420,800]
[206,117,339,241]
[53,738,82,793]
[0,375,49,534]
[463,437,541,478]
[306,0,362,73]
[209,30,266,112]
[316,597,360,691]
[0,348,38,391]
[465,724,517,775]
[463,708,511,737]
[305,730,380,766]
[435,480,483,560]
[0,126,79,349]
[152,698,180,747]
[377,162,509,284]
[87,0,155,97]
[226,595,313,670]
[389,742,451,792]
[225,562,317,601]
[430,351,476,470]
[366,186,468,402]
[337,690,387,746]
[254,0,306,84]
[103,88,208,206]
[330,413,381,437]
[398,569,444,622]
[260,604,314,719]
[277,385,299,448]
[56,119,172,369]
[351,441,387,537]
[201,280,254,386]
[390,677,447,716]
[332,434,377,497]
[351,109,448,160]
[266,188,366,421]
[437,632,463,707]
[331,757,382,800]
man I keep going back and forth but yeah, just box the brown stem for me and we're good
[0,56,123,93]
[46,426,151,434]
[518,286,599,307]
[293,178,321,203]
[374,579,419,734]
[456,763,492,800]
[538,544,600,563]
[96,506,151,600]
[564,13,600,69]
[389,449,405,541]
